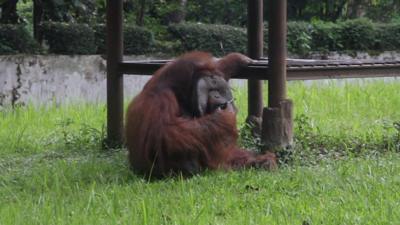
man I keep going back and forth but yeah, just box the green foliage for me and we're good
[41,22,96,54]
[93,24,155,55]
[2,17,400,56]
[280,19,396,55]
[92,24,107,54]
[168,23,247,56]
[288,19,397,54]
[153,1,185,25]
[42,0,97,23]
[365,0,400,22]
[376,23,400,51]
[265,19,400,56]
[48,117,105,152]
[238,123,263,152]
[124,25,155,55]
[287,21,312,56]
[286,0,400,22]
[186,0,247,26]
[0,24,40,54]
[337,18,377,51]
[311,21,342,53]
[16,0,33,28]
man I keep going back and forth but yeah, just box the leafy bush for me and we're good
[0,24,40,54]
[264,21,322,56]
[376,23,400,51]
[287,21,313,56]
[94,20,400,56]
[264,21,313,56]
[336,18,377,51]
[169,23,247,56]
[2,20,400,56]
[41,22,96,54]
[92,24,107,54]
[311,21,342,53]
[47,117,105,152]
[238,123,263,152]
[124,26,155,54]
[93,24,155,55]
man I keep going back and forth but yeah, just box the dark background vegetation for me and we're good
[1,0,400,56]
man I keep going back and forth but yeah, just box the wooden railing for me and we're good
[119,59,400,80]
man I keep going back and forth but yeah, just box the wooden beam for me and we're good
[247,0,264,122]
[106,0,124,147]
[119,60,400,80]
[268,0,287,107]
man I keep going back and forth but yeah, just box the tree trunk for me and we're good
[136,0,145,26]
[179,0,187,21]
[333,0,346,21]
[164,0,187,24]
[33,0,43,43]
[0,0,19,24]
[348,0,366,18]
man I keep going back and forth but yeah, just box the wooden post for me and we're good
[262,0,293,150]
[246,0,264,134]
[106,0,124,148]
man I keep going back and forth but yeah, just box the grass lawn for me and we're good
[1,79,400,224]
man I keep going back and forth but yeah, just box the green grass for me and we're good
[1,79,400,224]
[1,152,400,224]
[235,79,400,136]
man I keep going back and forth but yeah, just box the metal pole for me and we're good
[268,0,287,107]
[106,0,124,147]
[247,0,264,130]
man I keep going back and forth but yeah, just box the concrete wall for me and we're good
[0,55,151,107]
[1,52,399,107]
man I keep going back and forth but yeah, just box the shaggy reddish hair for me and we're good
[125,52,276,178]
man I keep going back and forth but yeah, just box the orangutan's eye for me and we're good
[219,102,228,110]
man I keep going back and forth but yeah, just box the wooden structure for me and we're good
[106,0,400,148]
[246,0,264,132]
[120,59,400,80]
